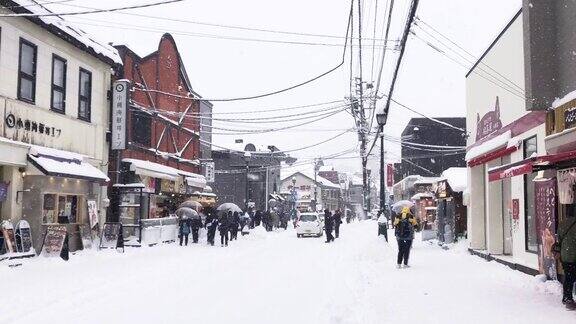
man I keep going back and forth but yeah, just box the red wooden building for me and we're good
[108,34,211,223]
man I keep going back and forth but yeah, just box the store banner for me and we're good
[87,200,98,229]
[386,164,394,187]
[557,168,576,204]
[534,178,557,279]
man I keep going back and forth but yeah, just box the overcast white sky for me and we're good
[48,0,521,177]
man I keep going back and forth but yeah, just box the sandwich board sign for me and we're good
[99,223,124,252]
[1,220,17,254]
[40,225,69,260]
[15,220,33,253]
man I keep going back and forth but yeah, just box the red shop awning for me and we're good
[468,145,518,167]
[488,149,576,182]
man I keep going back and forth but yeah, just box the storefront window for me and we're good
[523,136,538,252]
[42,193,84,224]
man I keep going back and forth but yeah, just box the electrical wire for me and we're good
[66,17,394,48]
[129,3,355,103]
[410,25,526,99]
[0,0,184,17]
[415,17,525,93]
[51,0,394,42]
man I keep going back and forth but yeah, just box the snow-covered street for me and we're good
[2,221,574,324]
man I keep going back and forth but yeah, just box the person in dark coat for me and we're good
[218,212,230,246]
[254,210,262,227]
[333,209,343,238]
[229,211,240,240]
[178,216,192,246]
[190,216,202,243]
[263,210,272,232]
[394,207,418,268]
[324,209,334,243]
[557,213,576,309]
[206,212,218,246]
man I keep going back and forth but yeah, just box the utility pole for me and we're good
[313,158,320,212]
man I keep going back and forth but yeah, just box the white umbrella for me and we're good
[217,203,242,214]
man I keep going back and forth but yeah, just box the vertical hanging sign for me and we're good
[205,161,215,183]
[386,164,394,187]
[112,80,129,150]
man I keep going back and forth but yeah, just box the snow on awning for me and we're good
[123,158,179,181]
[28,146,109,182]
[466,131,516,166]
[411,192,434,200]
[185,174,207,189]
[488,149,576,182]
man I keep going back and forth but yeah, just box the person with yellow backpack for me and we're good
[394,207,418,269]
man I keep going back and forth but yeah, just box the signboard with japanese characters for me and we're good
[205,161,215,183]
[534,178,557,279]
[475,96,503,141]
[112,80,129,150]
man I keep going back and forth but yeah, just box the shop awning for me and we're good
[185,174,207,189]
[28,146,109,182]
[466,131,519,167]
[123,158,179,181]
[488,149,576,182]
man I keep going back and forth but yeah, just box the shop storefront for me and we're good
[435,169,467,244]
[114,158,207,246]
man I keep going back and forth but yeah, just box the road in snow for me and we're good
[1,221,574,324]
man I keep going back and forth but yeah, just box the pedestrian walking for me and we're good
[219,212,230,246]
[178,216,192,246]
[206,213,218,246]
[334,209,343,238]
[324,209,334,243]
[229,211,240,240]
[240,211,251,235]
[394,207,417,268]
[254,210,262,227]
[190,214,202,243]
[557,214,576,309]
[377,210,388,242]
[263,210,272,232]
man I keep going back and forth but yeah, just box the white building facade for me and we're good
[0,2,120,252]
[280,172,341,212]
[465,10,546,273]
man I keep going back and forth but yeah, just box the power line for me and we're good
[415,17,525,93]
[51,0,395,42]
[0,0,184,17]
[410,30,526,101]
[388,98,467,132]
[66,18,395,48]
[129,4,355,103]
[367,0,419,157]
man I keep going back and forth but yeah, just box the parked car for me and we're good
[296,213,323,238]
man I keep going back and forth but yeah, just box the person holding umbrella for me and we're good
[206,210,218,246]
[394,206,418,268]
[229,211,240,241]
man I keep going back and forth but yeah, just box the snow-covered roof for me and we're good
[413,177,441,185]
[465,130,511,161]
[318,165,334,172]
[440,167,468,192]
[282,171,340,189]
[28,145,109,182]
[553,89,576,109]
[4,0,121,65]
[411,192,434,200]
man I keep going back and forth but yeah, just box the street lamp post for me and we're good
[243,152,251,210]
[376,112,387,216]
[291,177,297,219]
